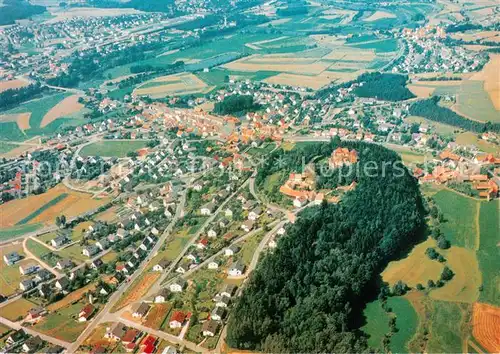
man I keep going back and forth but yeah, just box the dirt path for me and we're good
[22,238,60,277]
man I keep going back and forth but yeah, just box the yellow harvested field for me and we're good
[265,73,330,90]
[430,246,481,303]
[322,49,376,61]
[322,8,357,23]
[464,44,492,52]
[0,112,31,131]
[157,49,180,57]
[408,84,436,98]
[134,73,212,99]
[0,184,109,228]
[451,30,500,43]
[364,11,396,21]
[472,302,500,353]
[225,55,330,75]
[46,7,142,23]
[382,238,444,287]
[0,79,28,93]
[40,95,84,128]
[470,54,500,110]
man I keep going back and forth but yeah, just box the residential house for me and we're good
[201,320,219,337]
[34,269,51,283]
[225,245,240,257]
[55,276,70,290]
[45,345,64,354]
[78,304,95,322]
[248,207,262,221]
[216,295,231,308]
[19,263,40,275]
[83,245,99,257]
[121,329,139,346]
[170,278,187,293]
[105,322,127,341]
[96,238,110,251]
[51,232,70,248]
[116,228,129,239]
[169,311,186,329]
[154,288,171,303]
[200,202,216,216]
[5,330,25,346]
[176,261,190,274]
[153,259,170,272]
[207,228,218,238]
[27,307,46,322]
[39,283,52,298]
[19,279,34,291]
[132,302,150,318]
[55,259,73,270]
[91,258,104,270]
[220,284,237,298]
[207,260,219,270]
[22,336,43,353]
[228,261,245,276]
[197,238,209,249]
[4,251,21,265]
[211,307,225,321]
[241,220,255,233]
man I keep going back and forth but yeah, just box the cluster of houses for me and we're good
[104,322,167,354]
[416,151,500,200]
[1,329,62,354]
[3,251,54,294]
[393,25,488,74]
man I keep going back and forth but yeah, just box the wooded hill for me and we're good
[227,140,426,352]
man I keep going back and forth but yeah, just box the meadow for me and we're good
[80,140,148,158]
[0,297,38,321]
[432,189,478,249]
[0,223,42,242]
[0,93,86,142]
[34,302,89,341]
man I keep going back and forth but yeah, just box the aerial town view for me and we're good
[0,0,499,352]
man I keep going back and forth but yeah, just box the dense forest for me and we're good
[354,72,416,101]
[227,140,426,352]
[409,97,500,133]
[0,0,46,25]
[0,82,48,111]
[213,94,262,116]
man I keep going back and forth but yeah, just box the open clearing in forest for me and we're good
[0,184,108,228]
[472,302,500,353]
[40,95,84,128]
[382,238,444,288]
[134,73,212,98]
[0,79,29,93]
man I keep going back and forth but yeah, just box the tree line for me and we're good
[409,97,500,133]
[227,139,426,352]
[0,82,48,111]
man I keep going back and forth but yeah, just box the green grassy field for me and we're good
[361,300,390,351]
[477,200,500,305]
[351,39,399,53]
[26,238,52,259]
[0,141,17,154]
[426,300,465,353]
[34,302,88,342]
[0,223,42,242]
[80,140,148,157]
[389,297,418,353]
[433,190,478,249]
[0,93,76,141]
